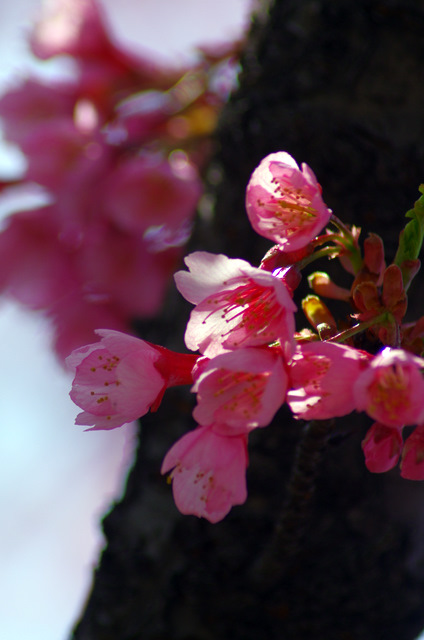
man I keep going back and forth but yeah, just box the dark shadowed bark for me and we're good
[72,1,424,638]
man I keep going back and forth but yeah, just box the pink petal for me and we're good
[354,348,424,428]
[192,347,287,430]
[174,251,255,304]
[246,152,332,251]
[361,422,403,473]
[176,251,296,357]
[161,425,248,523]
[287,341,371,420]
[0,207,79,310]
[103,154,202,235]
[401,425,424,480]
[68,330,165,429]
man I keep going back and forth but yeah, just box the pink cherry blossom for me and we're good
[102,153,202,235]
[353,348,424,428]
[67,329,198,429]
[245,152,332,251]
[30,0,175,100]
[361,422,403,473]
[174,251,297,357]
[161,424,248,523]
[30,0,112,60]
[286,341,371,420]
[401,425,424,480]
[192,347,287,431]
[21,117,109,196]
[0,204,185,358]
[0,206,78,309]
[0,8,240,364]
[0,79,75,149]
[73,220,183,318]
[47,292,130,361]
[0,3,242,365]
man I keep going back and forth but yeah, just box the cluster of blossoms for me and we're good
[68,150,424,523]
[0,0,240,359]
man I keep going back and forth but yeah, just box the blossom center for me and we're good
[87,352,122,418]
[367,364,410,421]
[270,179,317,234]
[213,369,269,418]
[203,279,284,345]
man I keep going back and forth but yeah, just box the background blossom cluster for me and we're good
[68,150,424,522]
[0,0,240,359]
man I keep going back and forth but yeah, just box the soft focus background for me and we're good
[0,2,249,639]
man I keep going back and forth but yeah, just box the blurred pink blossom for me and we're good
[101,153,202,235]
[0,206,77,309]
[29,0,177,103]
[0,0,239,360]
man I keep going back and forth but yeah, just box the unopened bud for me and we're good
[363,233,385,277]
[382,264,407,322]
[302,294,337,331]
[308,271,350,301]
[352,281,380,313]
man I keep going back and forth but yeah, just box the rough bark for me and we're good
[72,1,424,639]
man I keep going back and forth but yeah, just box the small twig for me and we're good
[250,419,335,591]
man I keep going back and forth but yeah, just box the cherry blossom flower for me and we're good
[0,79,75,149]
[353,348,424,428]
[192,346,287,431]
[361,422,403,473]
[0,206,78,310]
[245,152,332,251]
[102,153,202,236]
[161,424,248,523]
[0,204,184,357]
[0,1,239,361]
[174,251,297,357]
[67,329,198,429]
[401,425,424,480]
[286,341,371,420]
[47,291,129,361]
[30,0,175,101]
[73,220,183,318]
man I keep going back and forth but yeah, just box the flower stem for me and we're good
[329,214,363,273]
[297,245,342,270]
[326,312,390,343]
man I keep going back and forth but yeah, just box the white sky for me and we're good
[0,1,250,639]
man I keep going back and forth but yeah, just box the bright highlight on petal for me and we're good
[175,251,296,357]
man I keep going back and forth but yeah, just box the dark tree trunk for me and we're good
[72,1,424,638]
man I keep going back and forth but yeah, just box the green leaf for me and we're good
[394,185,424,288]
